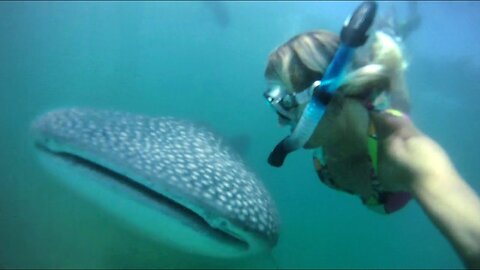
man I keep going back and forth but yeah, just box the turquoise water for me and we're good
[1,1,479,268]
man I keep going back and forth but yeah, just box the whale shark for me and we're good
[30,107,280,261]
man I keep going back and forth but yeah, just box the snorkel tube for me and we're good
[268,1,378,167]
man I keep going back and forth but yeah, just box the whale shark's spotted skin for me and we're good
[31,108,279,247]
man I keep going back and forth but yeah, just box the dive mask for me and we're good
[263,81,319,124]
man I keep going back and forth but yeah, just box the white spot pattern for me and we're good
[32,108,279,245]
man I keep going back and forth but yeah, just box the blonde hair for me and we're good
[264,30,410,112]
[264,30,339,92]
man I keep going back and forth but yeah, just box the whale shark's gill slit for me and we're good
[35,143,249,251]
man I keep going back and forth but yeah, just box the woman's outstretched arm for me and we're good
[371,110,480,269]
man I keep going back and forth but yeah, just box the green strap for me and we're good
[367,117,379,173]
[368,134,378,173]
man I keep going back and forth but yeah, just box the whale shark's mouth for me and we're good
[35,142,249,251]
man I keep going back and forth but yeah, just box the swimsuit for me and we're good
[312,120,412,214]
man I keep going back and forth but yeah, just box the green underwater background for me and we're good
[1,1,480,268]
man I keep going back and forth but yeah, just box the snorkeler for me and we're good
[263,1,480,268]
[264,1,413,214]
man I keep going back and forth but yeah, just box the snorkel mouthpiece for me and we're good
[268,1,377,167]
[268,138,293,167]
